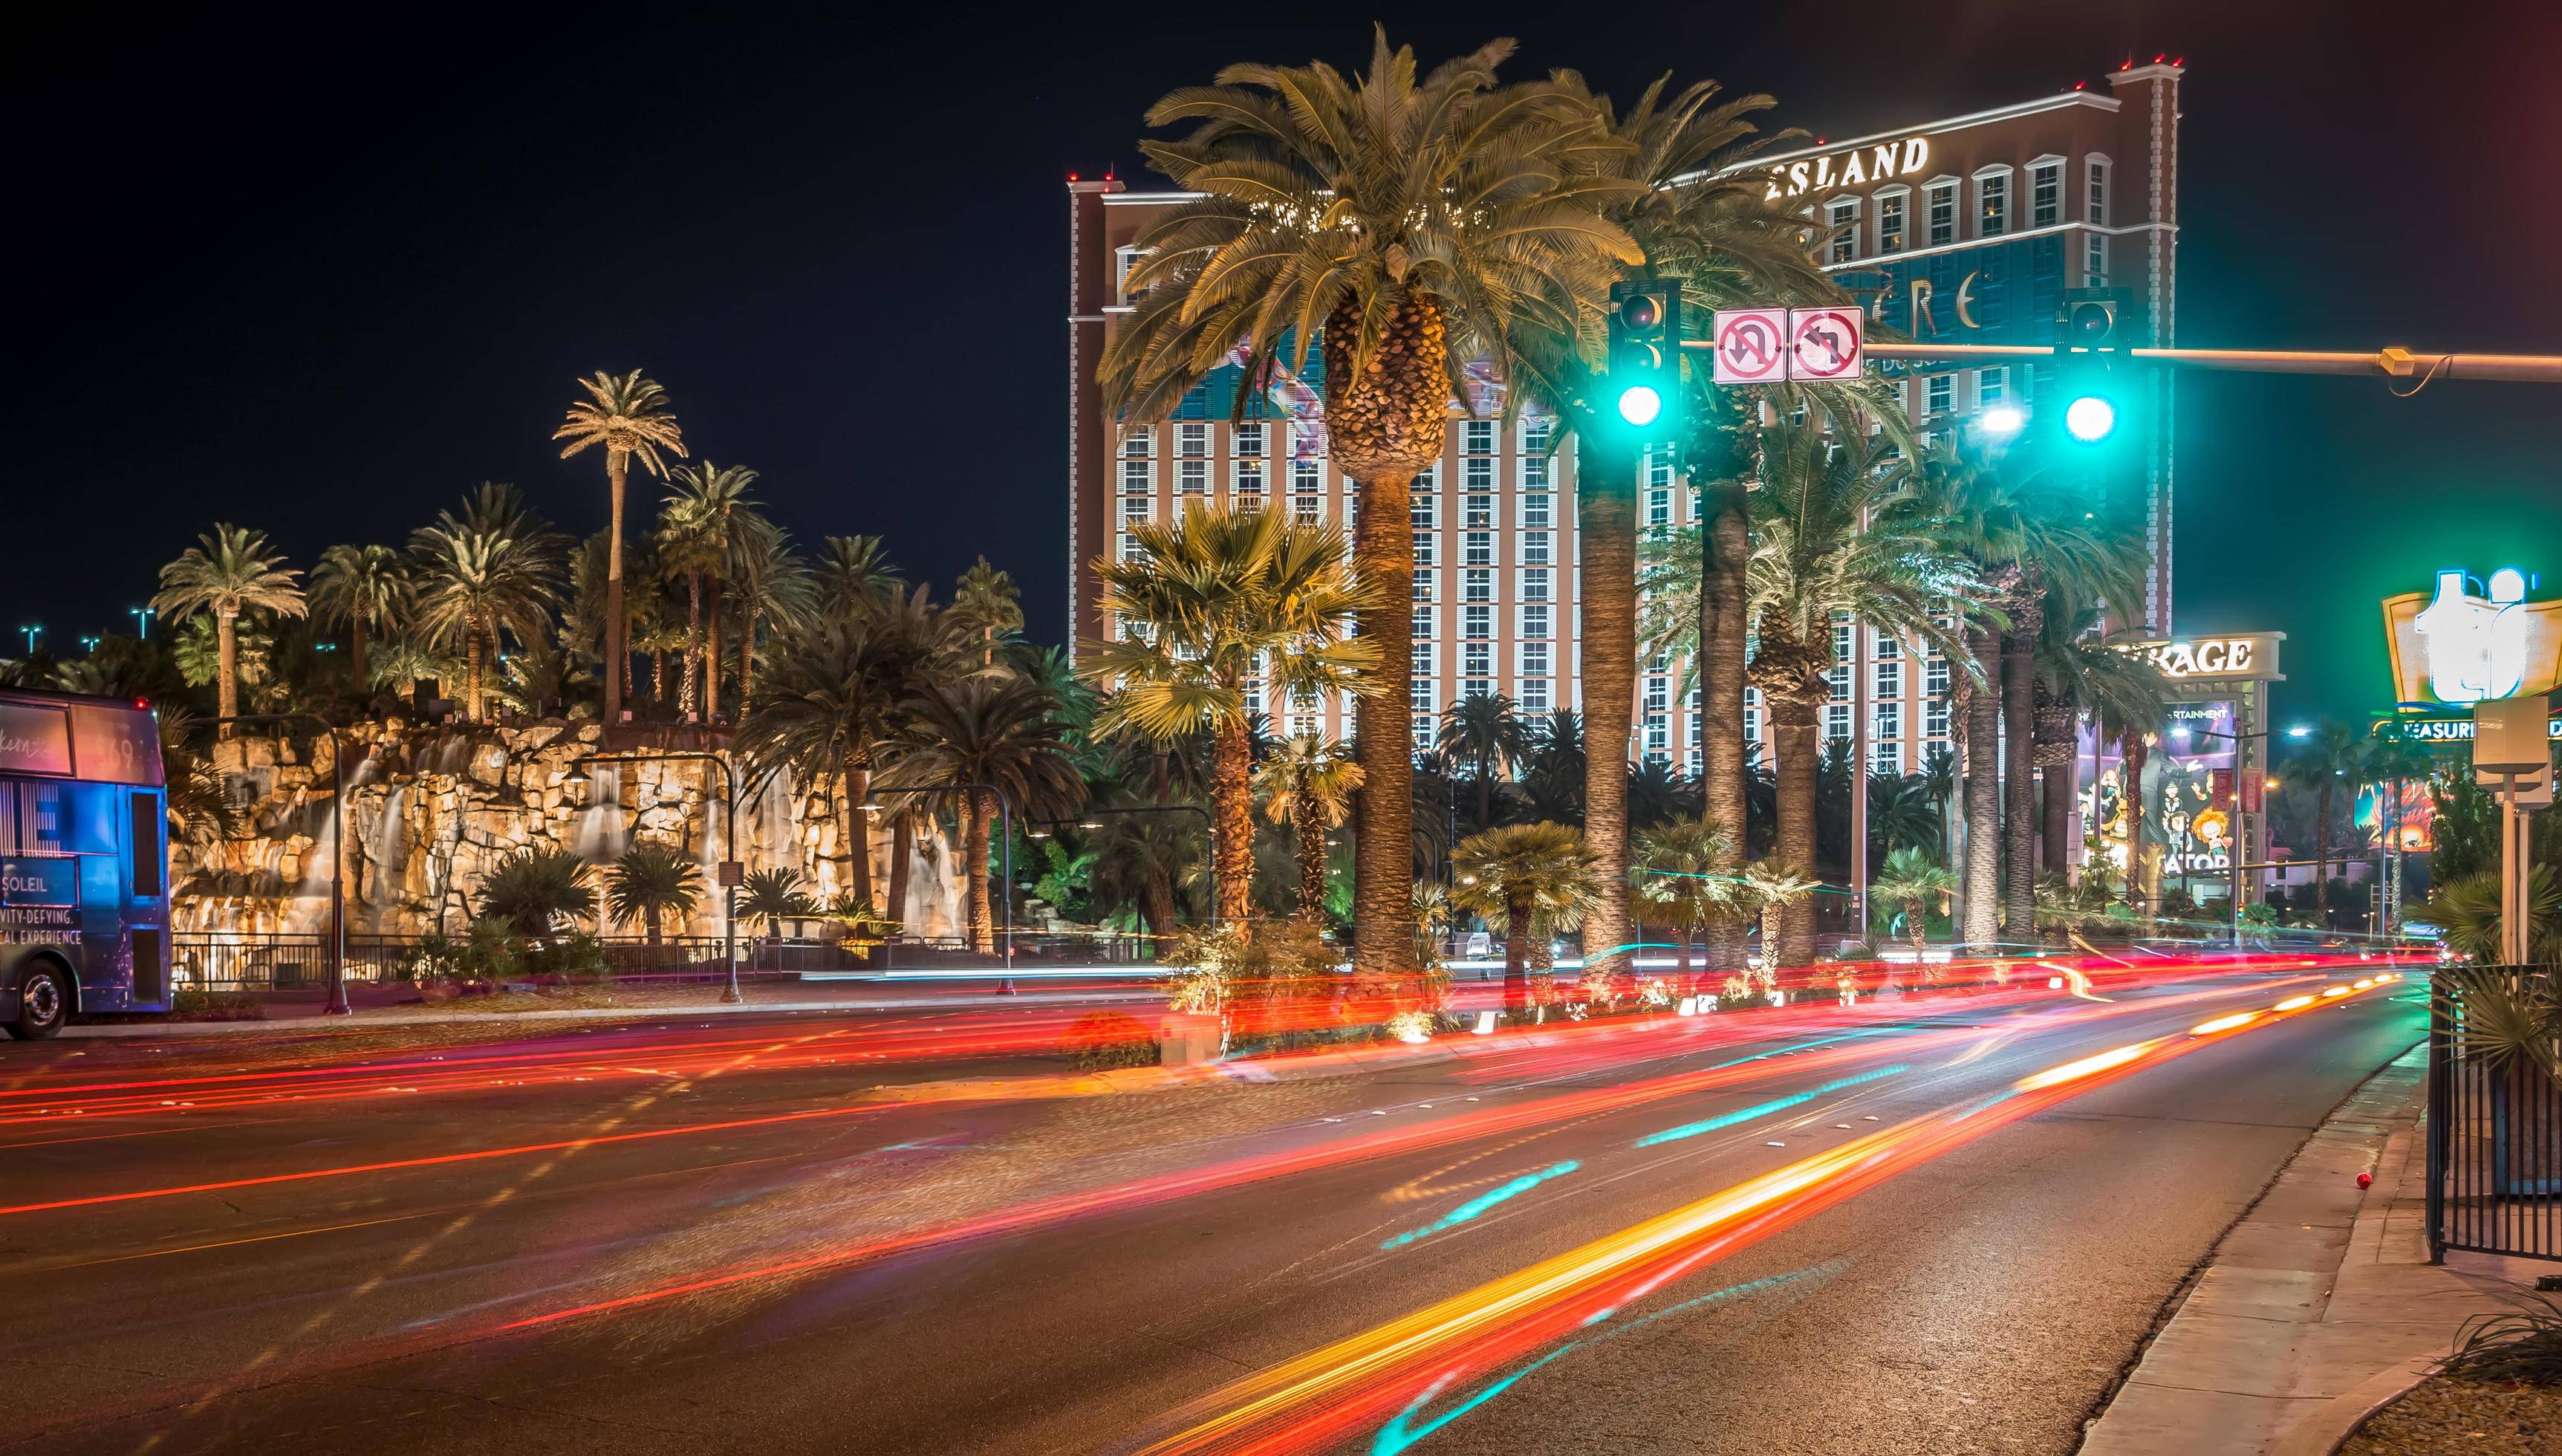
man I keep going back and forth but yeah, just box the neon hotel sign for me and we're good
[1763,137,1931,201]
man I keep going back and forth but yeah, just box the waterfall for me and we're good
[572,767,628,863]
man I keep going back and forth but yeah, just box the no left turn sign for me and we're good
[1711,308,1788,384]
[1786,308,1864,380]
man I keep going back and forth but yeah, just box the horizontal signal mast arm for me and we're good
[1681,337,2562,383]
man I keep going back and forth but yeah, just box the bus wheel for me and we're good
[6,965,69,1040]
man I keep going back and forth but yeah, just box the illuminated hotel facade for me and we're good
[1065,63,2184,772]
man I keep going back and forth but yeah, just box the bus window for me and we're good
[130,790,163,898]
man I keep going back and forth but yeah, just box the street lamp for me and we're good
[17,625,39,654]
[1977,403,2026,438]
[79,635,102,653]
[131,606,154,640]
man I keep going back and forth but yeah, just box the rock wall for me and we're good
[171,719,966,940]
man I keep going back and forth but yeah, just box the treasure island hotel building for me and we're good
[1067,62,2183,772]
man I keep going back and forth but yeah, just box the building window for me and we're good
[1411,641,1435,675]
[1744,686,1762,745]
[1872,729,1902,776]
[1875,658,1901,701]
[1521,568,1550,603]
[1412,533,1434,567]
[1825,703,1851,741]
[1410,493,1436,531]
[1647,488,1671,528]
[1876,189,1908,253]
[1463,419,1495,455]
[1412,606,1434,640]
[1520,604,1551,640]
[1925,698,1951,741]
[1521,530,1551,566]
[2085,156,2110,227]
[1522,450,1551,493]
[1413,572,1434,603]
[1925,655,1951,699]
[1177,422,1208,455]
[1463,604,1492,639]
[1292,458,1322,522]
[1645,677,1668,715]
[1463,642,1492,680]
[1521,493,1552,529]
[1925,179,1957,246]
[1645,715,1668,760]
[1411,461,1440,493]
[1177,457,1208,495]
[1975,169,2009,238]
[1121,495,1150,527]
[1463,494,1495,528]
[1977,366,2006,408]
[1463,531,1492,566]
[1463,568,1493,603]
[1519,672,1550,713]
[1925,373,1953,416]
[1233,457,1265,498]
[2029,158,2062,229]
[1827,197,1859,264]
[2085,233,2108,286]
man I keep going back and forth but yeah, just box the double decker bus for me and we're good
[0,688,169,1038]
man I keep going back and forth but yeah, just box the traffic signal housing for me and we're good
[2054,287,2129,444]
[1607,277,1682,442]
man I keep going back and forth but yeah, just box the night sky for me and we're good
[9,1,2558,728]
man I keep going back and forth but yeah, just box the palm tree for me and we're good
[1631,819,1740,991]
[1745,426,1973,964]
[604,841,702,946]
[736,588,955,914]
[1080,504,1378,924]
[951,557,1024,669]
[476,847,596,936]
[1438,693,1528,833]
[739,867,819,944]
[1870,845,1955,950]
[657,461,762,720]
[2289,721,2367,930]
[554,370,686,724]
[1451,822,1602,1017]
[308,544,409,692]
[1255,733,1363,916]
[1087,805,1204,954]
[726,514,807,704]
[408,486,566,721]
[813,536,907,623]
[2035,612,2171,877]
[1102,32,1643,989]
[878,674,1085,954]
[151,524,307,727]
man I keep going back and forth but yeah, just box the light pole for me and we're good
[575,751,742,1004]
[131,606,154,640]
[18,625,39,654]
[79,636,101,653]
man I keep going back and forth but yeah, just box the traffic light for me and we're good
[1607,277,1682,441]
[2054,287,2128,444]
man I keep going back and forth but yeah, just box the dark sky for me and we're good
[9,1,2558,728]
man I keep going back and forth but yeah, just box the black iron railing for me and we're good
[2428,966,2562,1264]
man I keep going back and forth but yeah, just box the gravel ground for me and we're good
[2341,1377,2562,1455]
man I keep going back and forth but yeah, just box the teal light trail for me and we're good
[1382,1160,1581,1250]
[1630,1064,1909,1148]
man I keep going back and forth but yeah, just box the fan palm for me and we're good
[1438,693,1528,833]
[604,841,702,945]
[1631,819,1741,991]
[1870,845,1955,949]
[150,524,306,727]
[878,674,1086,954]
[1745,426,1974,964]
[308,544,409,692]
[475,847,596,936]
[1080,504,1379,924]
[554,370,686,723]
[407,485,566,721]
[1451,822,1603,1016]
[1255,732,1363,917]
[736,587,955,915]
[1103,31,1645,989]
[738,867,819,940]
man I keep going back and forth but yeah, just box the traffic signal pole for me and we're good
[1850,342,2562,383]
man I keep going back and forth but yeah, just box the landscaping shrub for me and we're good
[1064,1012,1159,1070]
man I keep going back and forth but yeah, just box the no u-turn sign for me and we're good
[1711,309,1788,384]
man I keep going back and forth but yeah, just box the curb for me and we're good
[2265,1354,2444,1456]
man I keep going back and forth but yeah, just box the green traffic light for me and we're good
[1616,385,1662,427]
[2064,395,2116,442]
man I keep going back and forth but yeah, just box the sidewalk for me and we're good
[2081,1044,2552,1456]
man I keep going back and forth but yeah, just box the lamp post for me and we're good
[575,751,742,1004]
[131,606,153,640]
[18,625,39,654]
[209,712,349,1015]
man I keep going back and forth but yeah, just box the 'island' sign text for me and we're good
[1764,137,1931,201]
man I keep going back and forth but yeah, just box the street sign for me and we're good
[1787,308,1864,380]
[718,861,745,887]
[1711,308,1788,384]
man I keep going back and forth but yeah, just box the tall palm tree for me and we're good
[727,513,807,705]
[2035,611,2171,877]
[308,544,409,692]
[879,675,1085,955]
[554,370,686,724]
[151,524,306,727]
[736,588,955,914]
[1080,504,1379,924]
[2289,721,2367,929]
[1746,426,1973,964]
[1451,822,1602,1016]
[407,485,567,721]
[1255,733,1363,916]
[604,841,702,946]
[813,536,907,623]
[1438,693,1527,832]
[1630,818,1739,991]
[657,461,763,720]
[1102,31,1643,989]
[951,557,1024,669]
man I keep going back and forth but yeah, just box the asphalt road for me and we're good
[0,964,2428,1455]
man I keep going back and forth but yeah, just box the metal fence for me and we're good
[2427,966,2562,1264]
[166,933,880,992]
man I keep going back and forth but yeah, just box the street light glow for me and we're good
[1616,384,1662,427]
[2286,724,2312,739]
[1978,403,2026,436]
[2063,395,2115,441]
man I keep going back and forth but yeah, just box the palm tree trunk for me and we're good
[605,446,628,724]
[2315,786,2332,929]
[1211,718,1252,922]
[741,611,761,701]
[1349,468,1416,987]
[683,574,703,718]
[1772,693,1821,966]
[2043,761,2074,877]
[215,608,241,728]
[1701,484,1751,975]
[964,790,993,955]
[651,648,666,709]
[1476,762,1492,835]
[1295,791,1329,917]
[464,624,484,722]
[1579,431,1639,980]
[843,760,874,912]
[2001,633,2038,937]
[1963,631,2002,947]
[1503,898,1531,1017]
[644,904,662,947]
[2122,732,2150,910]
[706,581,724,722]
[888,809,913,930]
